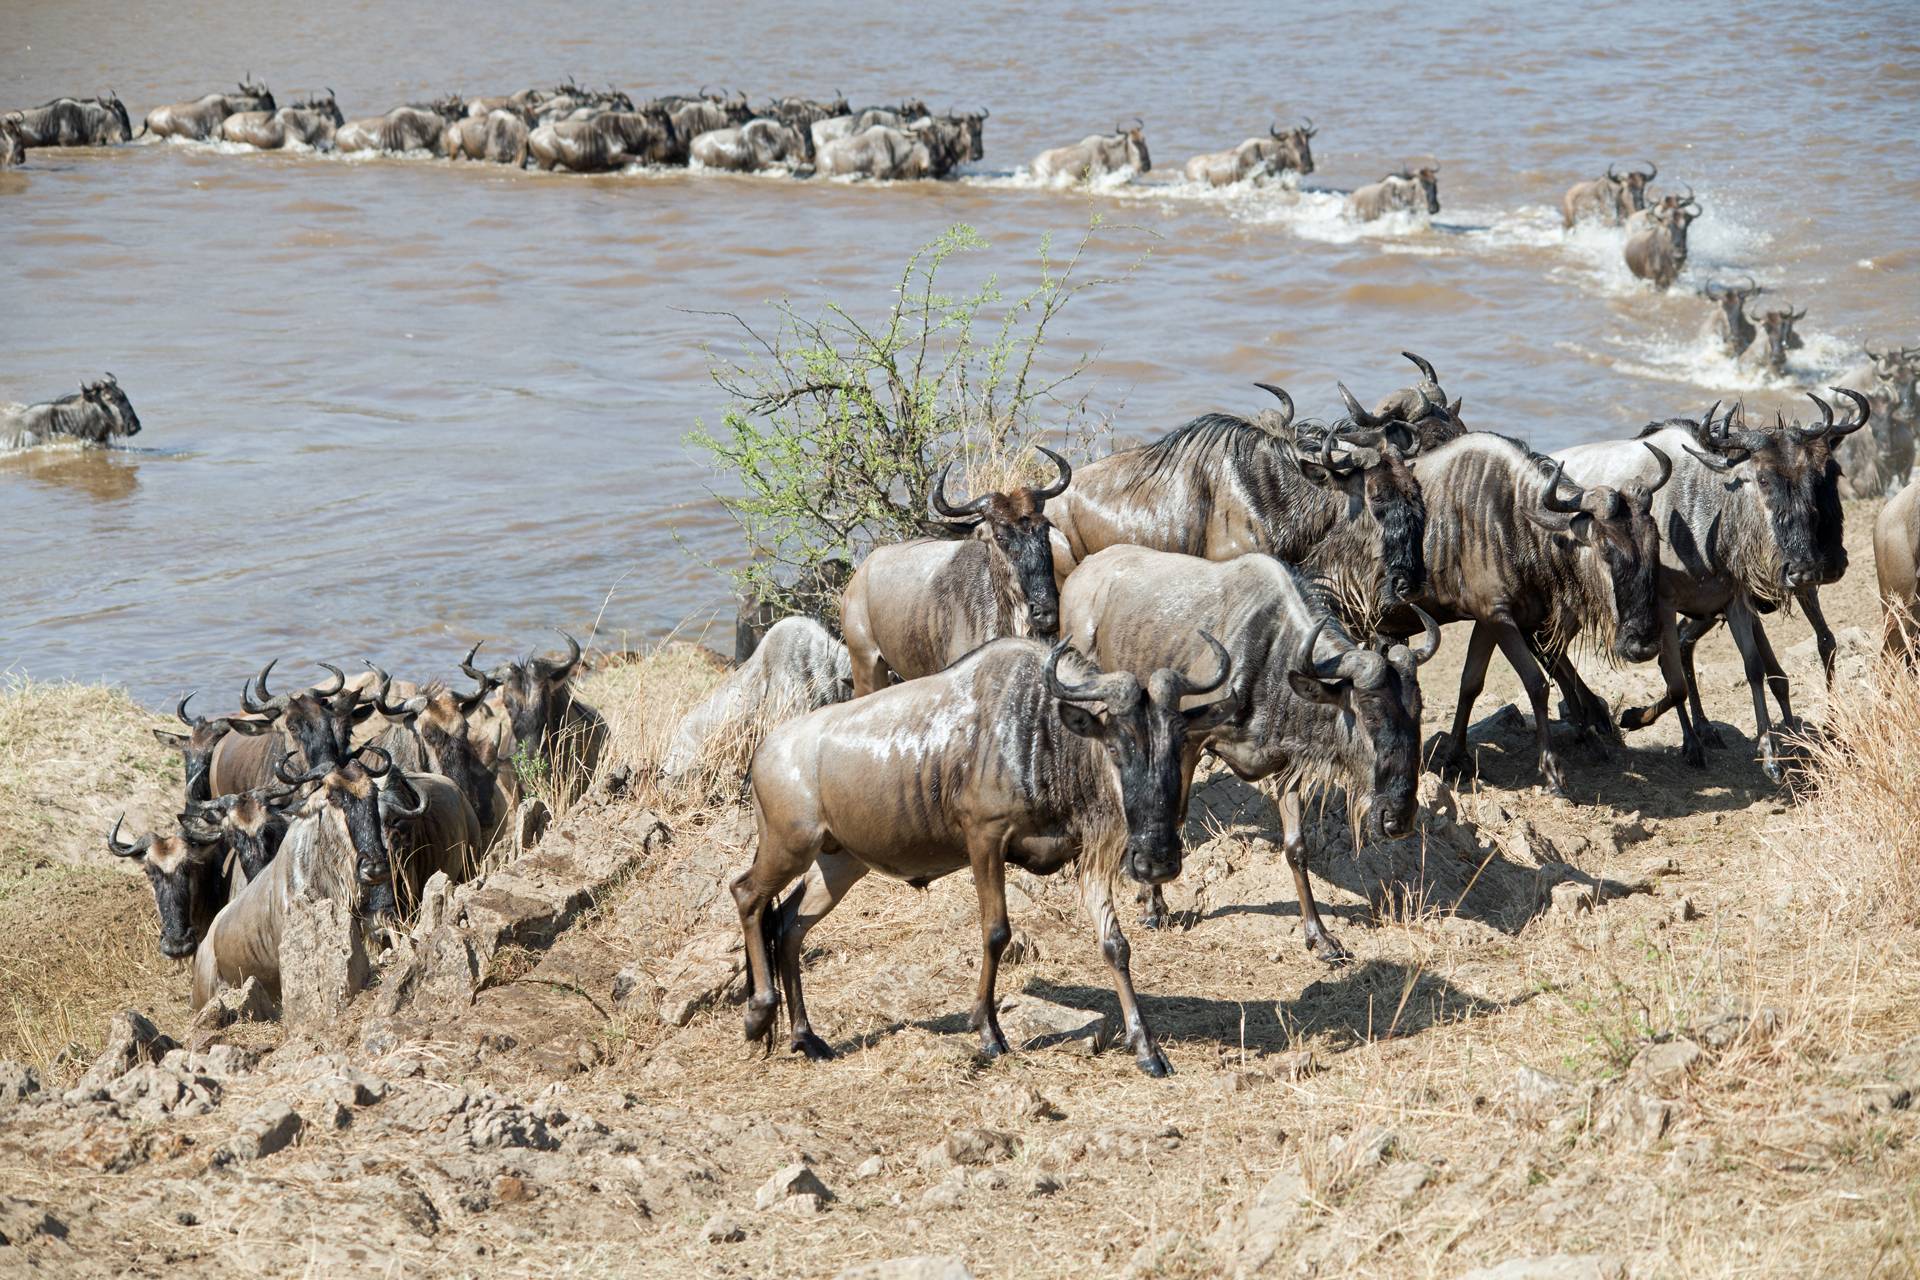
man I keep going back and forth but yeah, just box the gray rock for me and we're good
[1458,1254,1626,1280]
[917,1128,1015,1171]
[754,1162,831,1211]
[222,1102,304,1162]
[1634,1038,1703,1087]
[1214,1162,1307,1275]
[853,1155,886,1180]
[281,895,371,1028]
[77,1010,177,1094]
[186,975,274,1036]
[1594,1089,1671,1150]
[917,1178,965,1211]
[1549,879,1596,917]
[0,1061,41,1108]
[996,994,1111,1054]
[656,931,747,1028]
[834,1258,975,1280]
[702,1211,747,1243]
[0,1196,67,1246]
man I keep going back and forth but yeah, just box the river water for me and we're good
[2,0,1915,703]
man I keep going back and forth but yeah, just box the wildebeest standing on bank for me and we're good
[841,449,1072,696]
[334,97,467,154]
[528,109,683,171]
[217,661,380,794]
[1349,166,1439,221]
[735,636,1239,1075]
[1623,192,1700,290]
[367,667,516,849]
[465,634,606,803]
[1398,435,1670,796]
[1701,277,1762,359]
[444,108,531,166]
[1,374,140,450]
[141,81,275,141]
[1560,160,1655,228]
[2,94,134,146]
[1182,120,1315,187]
[219,94,345,150]
[1031,121,1150,183]
[662,616,852,785]
[1062,548,1439,959]
[1046,395,1431,631]
[1877,480,1920,661]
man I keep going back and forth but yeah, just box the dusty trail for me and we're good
[0,502,1916,1278]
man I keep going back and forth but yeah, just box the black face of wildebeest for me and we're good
[1049,636,1238,886]
[152,690,261,803]
[468,632,584,748]
[108,814,224,958]
[187,786,293,881]
[932,446,1073,636]
[1309,402,1431,605]
[1536,447,1673,663]
[240,660,374,772]
[1804,390,1868,583]
[277,747,419,920]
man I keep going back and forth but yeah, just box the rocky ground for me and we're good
[2,502,1917,1279]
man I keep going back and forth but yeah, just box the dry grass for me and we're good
[582,641,737,814]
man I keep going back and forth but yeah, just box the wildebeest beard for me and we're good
[1364,450,1427,607]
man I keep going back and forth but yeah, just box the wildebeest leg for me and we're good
[1082,873,1170,1077]
[730,815,824,1049]
[1796,584,1837,691]
[1750,618,1797,733]
[1134,883,1169,930]
[1280,788,1349,965]
[771,853,867,1060]
[967,832,1014,1058]
[1540,647,1617,746]
[1724,600,1786,784]
[1654,611,1707,767]
[1490,616,1567,797]
[1674,612,1728,748]
[1441,621,1499,776]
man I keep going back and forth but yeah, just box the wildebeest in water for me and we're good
[1,374,141,450]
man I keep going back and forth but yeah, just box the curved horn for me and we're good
[1538,456,1584,514]
[1406,603,1442,666]
[1172,631,1232,698]
[240,659,281,715]
[1830,386,1871,437]
[930,460,992,518]
[359,661,394,708]
[1402,351,1439,385]
[179,810,225,845]
[176,691,202,728]
[274,752,329,787]
[1253,382,1295,427]
[355,744,393,778]
[1295,616,1338,681]
[382,768,428,818]
[1045,641,1129,706]
[1607,161,1620,181]
[1685,444,1745,473]
[1336,382,1381,428]
[1301,116,1316,136]
[533,631,582,680]
[458,641,488,683]
[1637,159,1656,180]
[1270,121,1283,139]
[1696,399,1723,433]
[1797,392,1836,441]
[106,815,152,860]
[313,662,345,697]
[1031,445,1072,501]
[1641,444,1674,494]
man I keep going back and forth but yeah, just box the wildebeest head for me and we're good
[1754,303,1807,376]
[294,91,345,127]
[108,813,225,958]
[1115,118,1150,172]
[277,746,419,919]
[1270,118,1315,174]
[185,783,295,881]
[80,373,140,440]
[376,662,500,829]
[1405,164,1440,214]
[1700,391,1868,588]
[1322,385,1439,602]
[467,633,585,750]
[1612,159,1655,213]
[95,92,133,142]
[1705,275,1761,338]
[237,78,276,111]
[151,690,275,802]
[1288,606,1439,841]
[931,447,1073,637]
[1532,447,1673,662]
[1047,635,1239,886]
[240,660,376,771]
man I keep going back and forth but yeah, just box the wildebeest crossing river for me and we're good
[1,0,1914,703]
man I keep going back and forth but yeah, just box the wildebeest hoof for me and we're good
[790,1031,835,1061]
[1698,723,1728,749]
[743,998,778,1044]
[1138,907,1169,930]
[1308,933,1353,967]
[1132,1041,1173,1078]
[1618,704,1657,731]
[1682,741,1707,769]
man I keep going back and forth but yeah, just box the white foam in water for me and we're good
[1585,324,1862,395]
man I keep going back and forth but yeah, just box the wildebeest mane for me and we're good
[1123,412,1297,500]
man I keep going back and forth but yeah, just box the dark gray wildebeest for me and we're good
[528,110,682,171]
[335,96,467,154]
[1031,121,1151,183]
[366,661,517,849]
[691,118,813,173]
[444,109,531,166]
[1182,119,1316,187]
[140,80,275,141]
[1548,394,1865,782]
[3,94,134,146]
[1045,397,1431,631]
[809,100,932,152]
[1,118,25,167]
[735,558,852,663]
[1063,548,1439,957]
[916,112,987,168]
[109,813,234,960]
[663,616,852,786]
[530,86,637,125]
[1560,160,1656,228]
[1876,480,1920,662]
[1391,433,1669,796]
[1701,277,1762,358]
[1367,352,1465,448]
[188,750,429,1012]
[1,374,140,450]
[1349,166,1439,221]
[1749,303,1807,377]
[1623,191,1700,290]
[220,94,344,150]
[465,634,607,801]
[152,691,254,805]
[735,635,1240,1075]
[661,91,752,141]
[841,449,1072,697]
[466,85,563,119]
[218,660,381,793]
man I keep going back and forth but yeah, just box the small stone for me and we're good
[1027,1171,1063,1197]
[1635,1038,1703,1087]
[1594,1090,1671,1150]
[754,1162,831,1211]
[1549,880,1596,917]
[853,1155,886,1181]
[834,1258,975,1280]
[918,1179,965,1211]
[917,1128,1016,1171]
[221,1102,304,1162]
[1640,853,1680,879]
[0,1061,42,1108]
[493,1174,533,1204]
[988,1082,1060,1124]
[776,1192,824,1217]
[702,1211,747,1243]
[996,995,1110,1055]
[78,1010,177,1093]
[1374,1161,1433,1205]
[611,964,646,1009]
[1277,1050,1321,1081]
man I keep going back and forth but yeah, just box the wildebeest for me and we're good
[3,94,134,146]
[691,118,813,173]
[1,374,140,450]
[189,751,423,1012]
[367,665,513,846]
[842,449,1072,697]
[528,109,682,171]
[662,616,852,785]
[660,90,752,141]
[759,92,852,135]
[1702,277,1762,358]
[1877,480,1920,661]
[1046,397,1430,629]
[141,81,275,141]
[443,109,531,166]
[1623,192,1700,290]
[809,100,932,153]
[736,559,852,664]
[0,118,24,167]
[1560,160,1655,228]
[219,94,344,151]
[185,785,294,884]
[1750,303,1807,378]
[1550,395,1864,781]
[1838,347,1920,497]
[734,635,1239,1075]
[335,96,466,154]
[108,814,231,960]
[1031,121,1150,183]
[466,85,560,119]
[1182,120,1315,187]
[465,634,606,800]
[1369,352,1464,446]
[1349,166,1439,221]
[152,692,247,804]
[222,660,379,792]
[1400,434,1670,795]
[814,124,945,179]
[1063,548,1439,957]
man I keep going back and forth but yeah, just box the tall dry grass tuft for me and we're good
[1786,657,1920,922]
[580,643,732,815]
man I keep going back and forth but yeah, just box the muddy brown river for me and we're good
[2,0,1916,702]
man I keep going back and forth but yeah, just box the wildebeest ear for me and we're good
[1184,693,1241,734]
[1056,702,1105,739]
[349,699,380,724]
[1566,512,1600,546]
[1297,459,1336,487]
[225,716,277,737]
[1286,671,1349,706]
[152,728,190,749]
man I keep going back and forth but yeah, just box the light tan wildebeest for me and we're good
[141,80,275,141]
[1031,120,1150,183]
[1877,480,1920,662]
